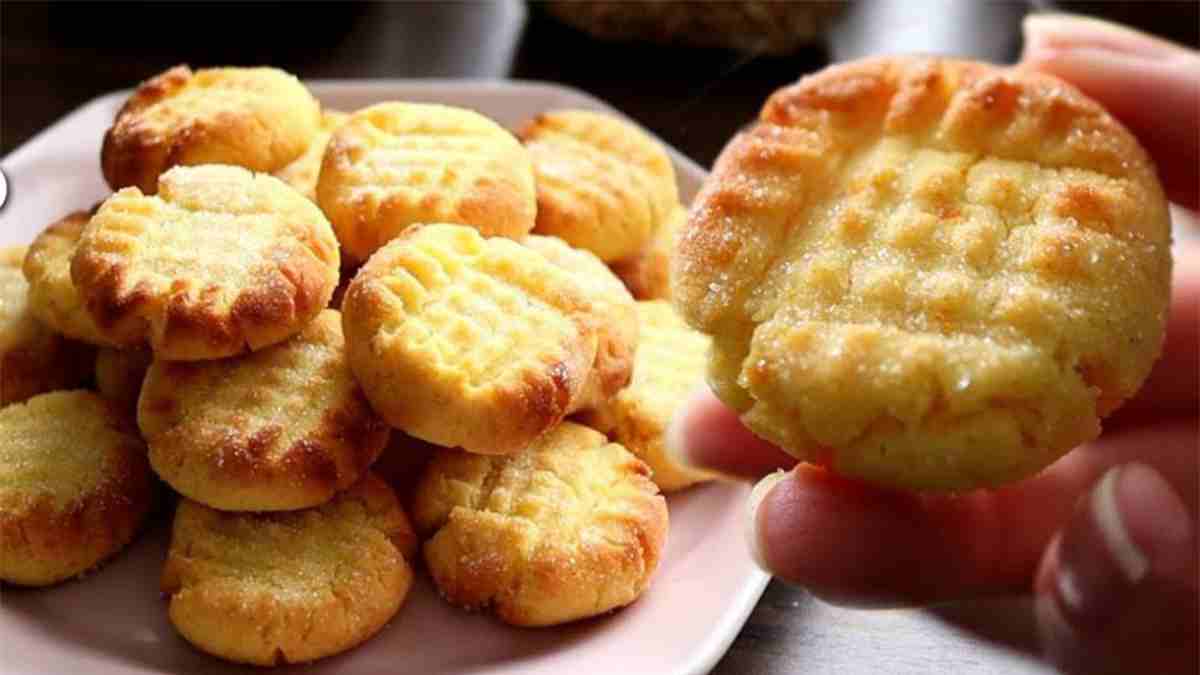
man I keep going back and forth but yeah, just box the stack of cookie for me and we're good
[1,64,716,666]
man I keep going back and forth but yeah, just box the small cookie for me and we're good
[161,474,415,666]
[342,224,598,456]
[611,203,686,300]
[581,301,713,492]
[23,209,115,345]
[1,247,93,405]
[317,102,536,261]
[273,109,350,201]
[102,65,321,193]
[95,346,153,414]
[0,390,154,586]
[412,422,668,626]
[139,310,388,511]
[72,164,340,360]
[523,234,637,410]
[674,57,1173,491]
[520,109,678,262]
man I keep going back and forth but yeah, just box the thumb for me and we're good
[1035,463,1198,675]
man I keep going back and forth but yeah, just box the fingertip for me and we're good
[664,386,796,481]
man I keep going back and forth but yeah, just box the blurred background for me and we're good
[3,1,1197,166]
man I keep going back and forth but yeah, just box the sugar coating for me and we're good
[22,210,115,345]
[412,422,668,626]
[161,474,414,666]
[521,109,679,262]
[674,57,1172,491]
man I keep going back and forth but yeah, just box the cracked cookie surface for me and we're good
[73,164,340,360]
[412,422,668,626]
[673,56,1172,491]
[140,310,388,511]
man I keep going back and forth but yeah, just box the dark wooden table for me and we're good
[3,3,1196,673]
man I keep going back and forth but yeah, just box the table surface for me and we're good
[2,3,1196,674]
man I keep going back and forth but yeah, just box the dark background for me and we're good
[2,2,1197,673]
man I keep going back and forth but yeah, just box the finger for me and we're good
[1108,241,1200,425]
[745,418,1197,607]
[1034,463,1198,675]
[666,386,797,481]
[1021,14,1200,209]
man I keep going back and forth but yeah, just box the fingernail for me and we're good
[1050,464,1193,631]
[746,470,788,573]
[1022,13,1176,62]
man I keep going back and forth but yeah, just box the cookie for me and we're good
[523,234,637,410]
[273,109,349,201]
[139,310,388,511]
[161,474,414,666]
[674,56,1173,491]
[1,247,93,405]
[22,209,118,346]
[317,102,536,262]
[72,164,340,360]
[102,65,321,193]
[611,202,686,300]
[0,390,154,586]
[411,422,668,626]
[581,301,713,492]
[519,109,678,262]
[95,346,153,414]
[342,224,598,456]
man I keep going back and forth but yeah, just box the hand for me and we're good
[667,15,1199,675]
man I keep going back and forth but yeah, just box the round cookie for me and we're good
[0,390,154,586]
[102,65,321,193]
[342,224,598,456]
[673,56,1174,492]
[1,246,93,405]
[519,109,678,262]
[581,301,713,492]
[611,203,686,301]
[139,309,388,511]
[411,422,668,626]
[523,234,637,410]
[95,346,153,415]
[317,102,536,262]
[72,164,340,360]
[23,209,116,345]
[161,474,415,666]
[273,109,350,201]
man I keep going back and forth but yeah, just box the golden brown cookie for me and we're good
[317,102,536,262]
[139,310,388,511]
[161,474,414,666]
[1,247,93,405]
[611,202,686,300]
[342,224,598,456]
[523,234,638,410]
[412,422,668,626]
[102,65,321,193]
[674,56,1173,491]
[72,164,340,360]
[520,109,678,262]
[581,301,713,492]
[22,209,118,346]
[0,390,154,586]
[273,109,350,201]
[95,346,153,414]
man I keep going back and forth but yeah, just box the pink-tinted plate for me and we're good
[0,80,769,675]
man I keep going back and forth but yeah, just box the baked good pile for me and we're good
[0,65,705,665]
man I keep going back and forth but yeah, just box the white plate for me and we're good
[0,80,769,675]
